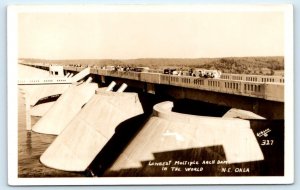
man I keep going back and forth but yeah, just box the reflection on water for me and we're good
[18,91,86,177]
[25,132,32,155]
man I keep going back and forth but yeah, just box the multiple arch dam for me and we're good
[18,64,285,177]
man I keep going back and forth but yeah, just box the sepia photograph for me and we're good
[7,4,293,185]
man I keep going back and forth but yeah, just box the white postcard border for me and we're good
[7,4,294,185]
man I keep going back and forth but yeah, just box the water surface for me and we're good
[18,91,86,177]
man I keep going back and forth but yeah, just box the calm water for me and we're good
[18,91,86,177]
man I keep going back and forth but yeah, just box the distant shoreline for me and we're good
[19,56,284,75]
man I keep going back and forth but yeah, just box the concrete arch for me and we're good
[40,91,144,172]
[109,101,264,171]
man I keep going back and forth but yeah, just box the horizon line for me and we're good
[19,55,284,61]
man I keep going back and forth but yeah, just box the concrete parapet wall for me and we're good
[23,63,284,102]
[221,73,284,83]
[100,69,284,102]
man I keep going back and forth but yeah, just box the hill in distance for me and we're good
[20,56,284,75]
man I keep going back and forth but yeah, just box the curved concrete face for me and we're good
[32,83,98,135]
[40,91,144,172]
[222,108,266,120]
[21,84,71,106]
[109,101,264,171]
[31,102,55,117]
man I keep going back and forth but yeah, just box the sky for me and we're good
[18,8,284,59]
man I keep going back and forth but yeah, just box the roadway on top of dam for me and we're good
[21,63,284,103]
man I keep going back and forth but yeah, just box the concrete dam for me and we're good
[22,62,284,119]
[18,64,284,177]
